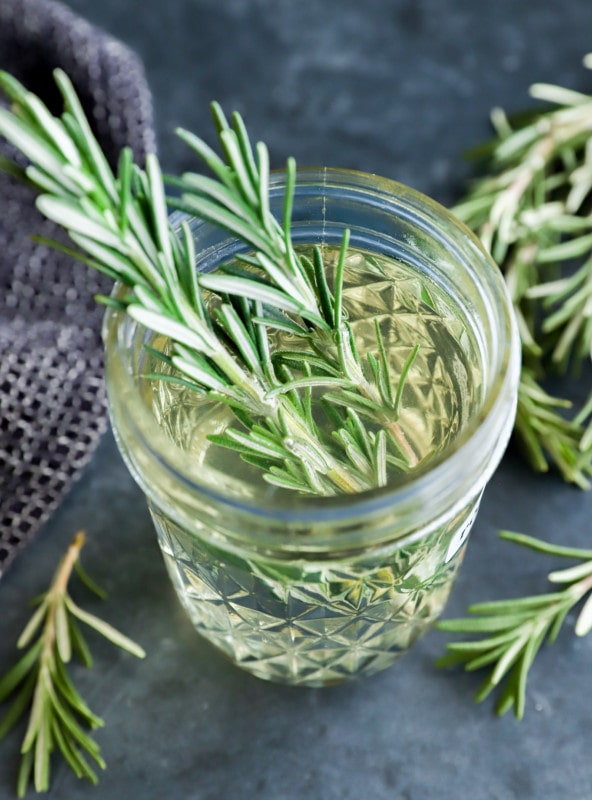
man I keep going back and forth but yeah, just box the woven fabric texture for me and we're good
[0,0,155,578]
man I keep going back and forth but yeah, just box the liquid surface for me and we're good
[146,246,482,495]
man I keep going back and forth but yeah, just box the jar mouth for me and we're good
[103,168,520,535]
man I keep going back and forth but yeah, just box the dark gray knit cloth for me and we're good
[0,0,155,578]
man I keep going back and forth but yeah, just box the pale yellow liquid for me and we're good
[149,247,481,491]
[146,247,482,685]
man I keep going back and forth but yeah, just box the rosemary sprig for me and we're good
[0,532,145,796]
[454,54,592,487]
[435,61,592,721]
[0,68,420,496]
[436,530,592,719]
[439,64,592,717]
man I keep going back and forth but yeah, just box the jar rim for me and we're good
[103,167,520,537]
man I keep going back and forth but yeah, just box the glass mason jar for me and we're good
[103,169,520,687]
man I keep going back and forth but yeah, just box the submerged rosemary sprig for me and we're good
[0,68,419,496]
[437,530,592,719]
[453,54,592,487]
[0,532,145,796]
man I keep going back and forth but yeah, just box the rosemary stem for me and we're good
[356,371,420,469]
[384,421,419,467]
[51,531,86,598]
[276,395,368,494]
[336,326,420,469]
[570,571,592,604]
[32,532,87,670]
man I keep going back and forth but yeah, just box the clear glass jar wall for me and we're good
[104,169,520,686]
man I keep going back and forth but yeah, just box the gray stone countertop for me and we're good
[2,2,592,798]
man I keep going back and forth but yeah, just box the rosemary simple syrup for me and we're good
[144,246,483,685]
[149,245,481,486]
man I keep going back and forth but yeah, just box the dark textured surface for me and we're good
[1,2,592,798]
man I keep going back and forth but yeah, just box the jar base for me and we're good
[207,637,413,687]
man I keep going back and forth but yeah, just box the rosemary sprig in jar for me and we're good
[0,68,419,497]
